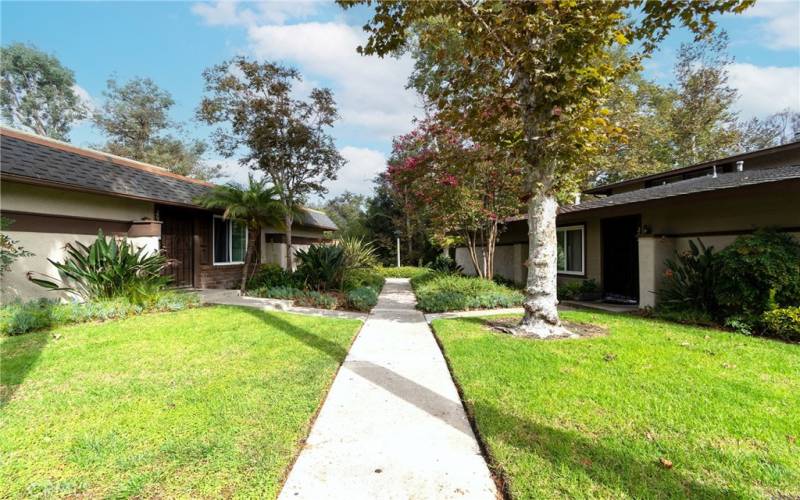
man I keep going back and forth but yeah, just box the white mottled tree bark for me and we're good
[517,181,571,338]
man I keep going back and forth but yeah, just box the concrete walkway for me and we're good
[279,278,497,500]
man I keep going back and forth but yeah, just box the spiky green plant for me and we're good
[28,230,170,303]
[339,236,378,269]
[295,243,346,291]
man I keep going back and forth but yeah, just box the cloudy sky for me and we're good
[2,1,799,200]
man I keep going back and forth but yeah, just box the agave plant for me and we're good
[294,243,346,291]
[339,236,378,269]
[28,230,170,303]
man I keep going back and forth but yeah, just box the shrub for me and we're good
[295,291,338,310]
[557,281,582,300]
[557,279,599,300]
[374,266,433,279]
[658,239,718,313]
[249,286,305,300]
[426,254,463,274]
[346,286,379,312]
[411,273,524,313]
[714,229,800,325]
[342,268,384,293]
[340,236,378,269]
[761,307,800,342]
[295,244,346,291]
[246,264,296,290]
[0,292,199,336]
[28,230,169,304]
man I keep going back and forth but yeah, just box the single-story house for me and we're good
[456,140,800,307]
[0,127,336,302]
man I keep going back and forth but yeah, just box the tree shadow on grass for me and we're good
[236,307,349,361]
[469,398,745,499]
[1,329,50,405]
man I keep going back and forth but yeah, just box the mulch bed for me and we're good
[483,317,607,340]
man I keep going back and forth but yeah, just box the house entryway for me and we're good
[601,215,640,304]
[159,207,195,287]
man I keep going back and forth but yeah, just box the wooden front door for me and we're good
[601,215,640,303]
[160,208,194,287]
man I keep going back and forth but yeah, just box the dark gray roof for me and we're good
[297,209,337,230]
[1,132,212,206]
[584,140,800,195]
[0,129,337,230]
[562,165,800,214]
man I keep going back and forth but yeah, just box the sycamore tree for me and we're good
[93,77,219,180]
[388,117,523,279]
[341,0,753,337]
[198,57,345,269]
[0,43,87,140]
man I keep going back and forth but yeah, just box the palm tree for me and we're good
[196,174,285,292]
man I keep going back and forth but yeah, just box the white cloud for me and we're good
[72,84,96,126]
[324,146,386,198]
[246,21,421,140]
[213,146,386,200]
[742,0,800,50]
[192,0,319,27]
[728,63,800,119]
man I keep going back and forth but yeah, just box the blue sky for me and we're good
[2,1,799,199]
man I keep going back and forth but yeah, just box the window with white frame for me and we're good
[213,216,247,264]
[557,225,584,275]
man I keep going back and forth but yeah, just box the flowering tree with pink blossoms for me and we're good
[387,117,523,279]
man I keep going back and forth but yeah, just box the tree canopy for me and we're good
[0,43,87,140]
[198,56,345,268]
[341,0,754,337]
[93,77,219,180]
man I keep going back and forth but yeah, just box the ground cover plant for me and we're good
[374,266,433,279]
[411,271,524,313]
[247,253,385,312]
[0,291,199,336]
[432,311,800,499]
[0,306,362,498]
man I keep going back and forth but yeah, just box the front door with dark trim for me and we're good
[160,208,194,287]
[601,215,640,303]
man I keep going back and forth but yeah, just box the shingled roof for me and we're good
[561,165,800,214]
[0,127,336,230]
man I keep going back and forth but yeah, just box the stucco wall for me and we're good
[2,181,154,220]
[261,242,312,270]
[1,181,159,302]
[1,231,158,303]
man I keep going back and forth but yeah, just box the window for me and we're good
[213,216,247,264]
[557,225,584,275]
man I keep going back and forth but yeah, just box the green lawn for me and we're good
[432,311,800,499]
[1,306,361,498]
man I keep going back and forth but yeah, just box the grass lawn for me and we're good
[432,311,800,499]
[1,306,361,498]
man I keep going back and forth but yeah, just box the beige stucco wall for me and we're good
[1,231,159,303]
[2,181,154,220]
[1,181,158,303]
[261,242,313,270]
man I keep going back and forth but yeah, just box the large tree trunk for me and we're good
[517,182,571,338]
[284,213,294,271]
[240,227,257,293]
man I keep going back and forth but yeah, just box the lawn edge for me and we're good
[427,317,512,500]
[274,314,369,498]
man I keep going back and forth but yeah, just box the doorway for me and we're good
[159,208,194,287]
[601,215,640,303]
